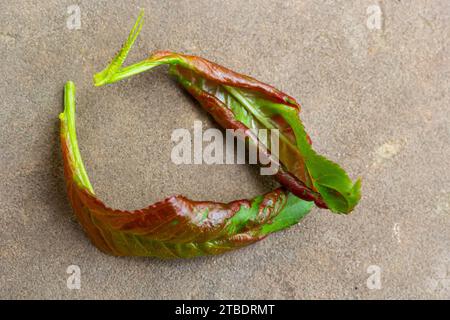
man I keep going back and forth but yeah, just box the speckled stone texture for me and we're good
[1,0,449,299]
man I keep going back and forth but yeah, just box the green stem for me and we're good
[60,81,94,194]
[94,60,164,86]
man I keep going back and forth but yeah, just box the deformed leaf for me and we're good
[59,11,361,258]
[93,11,361,213]
[60,81,313,258]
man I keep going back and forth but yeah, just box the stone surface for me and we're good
[1,0,449,299]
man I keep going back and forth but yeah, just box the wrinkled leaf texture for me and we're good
[60,11,360,258]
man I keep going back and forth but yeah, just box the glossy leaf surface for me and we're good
[93,11,361,213]
[60,82,313,258]
[60,11,361,258]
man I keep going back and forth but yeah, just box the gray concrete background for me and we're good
[1,0,449,299]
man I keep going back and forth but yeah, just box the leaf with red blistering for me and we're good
[60,81,312,258]
[60,11,361,258]
[93,11,360,213]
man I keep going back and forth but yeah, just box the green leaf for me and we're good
[60,81,313,258]
[92,11,361,213]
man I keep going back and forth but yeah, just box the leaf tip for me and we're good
[93,10,145,87]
